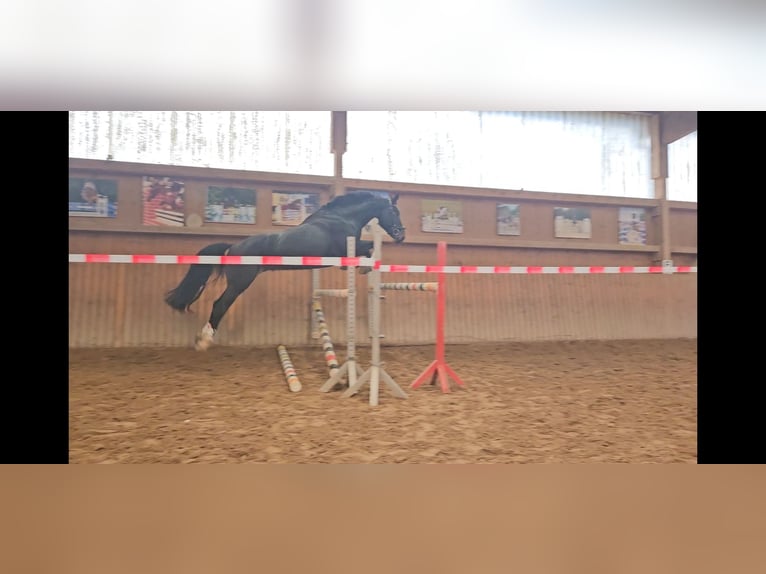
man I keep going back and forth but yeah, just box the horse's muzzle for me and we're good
[393,229,406,243]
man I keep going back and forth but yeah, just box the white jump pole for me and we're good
[310,268,321,339]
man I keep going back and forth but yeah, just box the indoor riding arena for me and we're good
[68,111,698,464]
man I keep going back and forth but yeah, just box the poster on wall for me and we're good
[553,207,592,239]
[142,176,185,226]
[206,186,257,224]
[618,207,647,245]
[272,191,320,226]
[69,177,118,217]
[496,203,521,236]
[421,199,464,233]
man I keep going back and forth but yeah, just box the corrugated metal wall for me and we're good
[69,237,696,348]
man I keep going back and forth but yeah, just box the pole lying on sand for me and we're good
[277,345,302,392]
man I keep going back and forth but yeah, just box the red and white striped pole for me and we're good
[68,254,697,275]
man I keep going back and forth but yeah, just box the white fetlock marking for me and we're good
[194,323,216,350]
[201,323,215,339]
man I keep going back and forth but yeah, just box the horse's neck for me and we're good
[341,202,383,232]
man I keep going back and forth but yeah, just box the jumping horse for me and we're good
[164,191,405,350]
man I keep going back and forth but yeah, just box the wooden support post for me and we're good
[651,113,672,266]
[331,111,347,200]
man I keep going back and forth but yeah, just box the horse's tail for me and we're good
[164,242,233,312]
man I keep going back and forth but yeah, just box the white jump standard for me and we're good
[318,237,364,393]
[341,229,408,406]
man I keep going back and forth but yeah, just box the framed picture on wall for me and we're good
[496,203,521,236]
[69,177,119,217]
[206,186,257,224]
[554,207,591,239]
[421,199,464,233]
[272,191,320,226]
[142,176,186,226]
[618,207,647,245]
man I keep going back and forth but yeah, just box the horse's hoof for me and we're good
[359,266,373,275]
[194,336,212,351]
[195,323,216,350]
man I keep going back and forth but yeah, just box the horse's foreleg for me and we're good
[340,240,374,272]
[357,240,374,274]
[194,322,217,351]
[357,240,373,256]
[195,267,260,350]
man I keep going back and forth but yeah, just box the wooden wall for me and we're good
[69,159,697,348]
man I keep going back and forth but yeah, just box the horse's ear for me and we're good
[390,192,400,205]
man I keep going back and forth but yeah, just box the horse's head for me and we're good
[377,193,406,243]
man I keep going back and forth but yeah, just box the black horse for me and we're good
[164,191,405,350]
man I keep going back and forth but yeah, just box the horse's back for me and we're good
[229,224,340,257]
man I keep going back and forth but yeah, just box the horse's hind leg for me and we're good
[195,266,261,350]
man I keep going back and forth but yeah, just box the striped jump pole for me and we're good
[410,241,465,393]
[277,345,302,392]
[69,254,696,274]
[320,237,363,392]
[312,299,340,379]
[69,254,378,266]
[374,282,438,342]
[342,227,407,406]
[379,282,438,291]
[312,289,349,297]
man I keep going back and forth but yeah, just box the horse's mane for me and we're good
[324,192,385,210]
[303,192,386,222]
